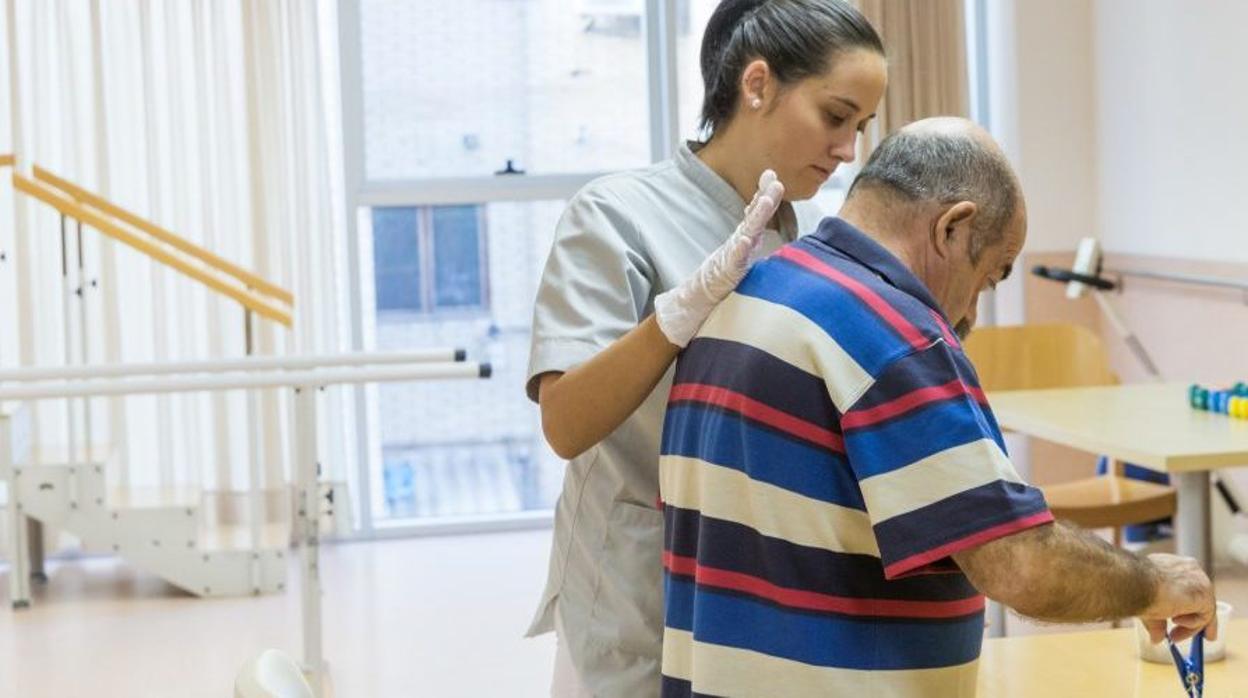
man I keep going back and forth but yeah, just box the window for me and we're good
[343,0,855,532]
[346,0,667,532]
[371,205,488,315]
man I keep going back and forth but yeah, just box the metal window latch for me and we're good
[494,159,525,176]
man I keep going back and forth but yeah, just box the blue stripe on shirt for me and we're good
[736,255,914,377]
[664,574,984,670]
[664,504,981,603]
[874,480,1052,568]
[851,341,983,411]
[675,336,841,429]
[843,398,1003,479]
[662,403,865,510]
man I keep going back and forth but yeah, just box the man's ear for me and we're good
[931,201,978,260]
[740,59,772,110]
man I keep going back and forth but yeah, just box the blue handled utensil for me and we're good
[1166,629,1205,698]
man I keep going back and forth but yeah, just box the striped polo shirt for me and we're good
[658,217,1053,698]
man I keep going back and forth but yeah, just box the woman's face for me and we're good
[752,49,888,200]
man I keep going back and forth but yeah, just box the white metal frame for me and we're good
[645,0,681,163]
[357,173,607,208]
[0,350,468,382]
[967,0,998,332]
[0,355,488,697]
[0,364,486,401]
[336,0,375,539]
[964,0,1012,639]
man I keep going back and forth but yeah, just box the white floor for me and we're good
[2,527,1245,697]
[0,530,557,698]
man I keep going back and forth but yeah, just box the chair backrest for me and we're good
[963,323,1117,391]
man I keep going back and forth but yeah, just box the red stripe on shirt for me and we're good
[670,382,844,452]
[841,379,983,429]
[664,551,985,619]
[969,385,988,404]
[929,309,960,348]
[883,510,1055,580]
[776,246,929,351]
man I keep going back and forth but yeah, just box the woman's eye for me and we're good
[825,112,846,128]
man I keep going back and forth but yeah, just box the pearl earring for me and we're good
[750,97,762,109]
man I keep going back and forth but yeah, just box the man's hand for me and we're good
[654,169,784,348]
[1138,553,1217,644]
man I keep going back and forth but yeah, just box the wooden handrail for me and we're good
[33,165,293,306]
[0,154,13,167]
[13,173,292,327]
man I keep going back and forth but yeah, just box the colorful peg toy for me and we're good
[1190,382,1248,419]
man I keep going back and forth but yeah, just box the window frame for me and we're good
[351,0,679,207]
[338,0,681,538]
[336,0,872,538]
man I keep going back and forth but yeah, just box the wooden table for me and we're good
[989,382,1248,574]
[978,618,1246,697]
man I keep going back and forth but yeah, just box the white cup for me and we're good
[1134,600,1232,663]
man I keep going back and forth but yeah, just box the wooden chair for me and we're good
[964,324,1176,547]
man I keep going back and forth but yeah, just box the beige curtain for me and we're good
[1,0,353,500]
[856,0,970,155]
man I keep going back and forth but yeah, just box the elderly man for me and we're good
[658,117,1216,697]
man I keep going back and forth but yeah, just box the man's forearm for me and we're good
[953,522,1160,623]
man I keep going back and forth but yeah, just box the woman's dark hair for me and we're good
[699,0,884,136]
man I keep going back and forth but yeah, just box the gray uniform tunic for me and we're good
[525,143,823,697]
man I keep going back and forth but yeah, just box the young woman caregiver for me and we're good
[525,1,888,695]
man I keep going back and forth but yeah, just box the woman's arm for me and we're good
[536,170,784,460]
[537,316,678,459]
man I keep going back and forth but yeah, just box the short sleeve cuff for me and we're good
[525,337,606,403]
[883,505,1054,580]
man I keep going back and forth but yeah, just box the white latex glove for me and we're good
[654,169,785,348]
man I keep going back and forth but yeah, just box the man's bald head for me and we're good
[846,117,1022,262]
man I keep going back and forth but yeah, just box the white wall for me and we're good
[1094,0,1248,262]
[981,0,1248,318]
[983,0,1098,325]
[984,1,1248,503]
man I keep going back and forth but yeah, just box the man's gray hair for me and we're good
[847,128,1019,261]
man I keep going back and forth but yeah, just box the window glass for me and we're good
[432,206,485,310]
[361,0,652,180]
[371,207,422,311]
